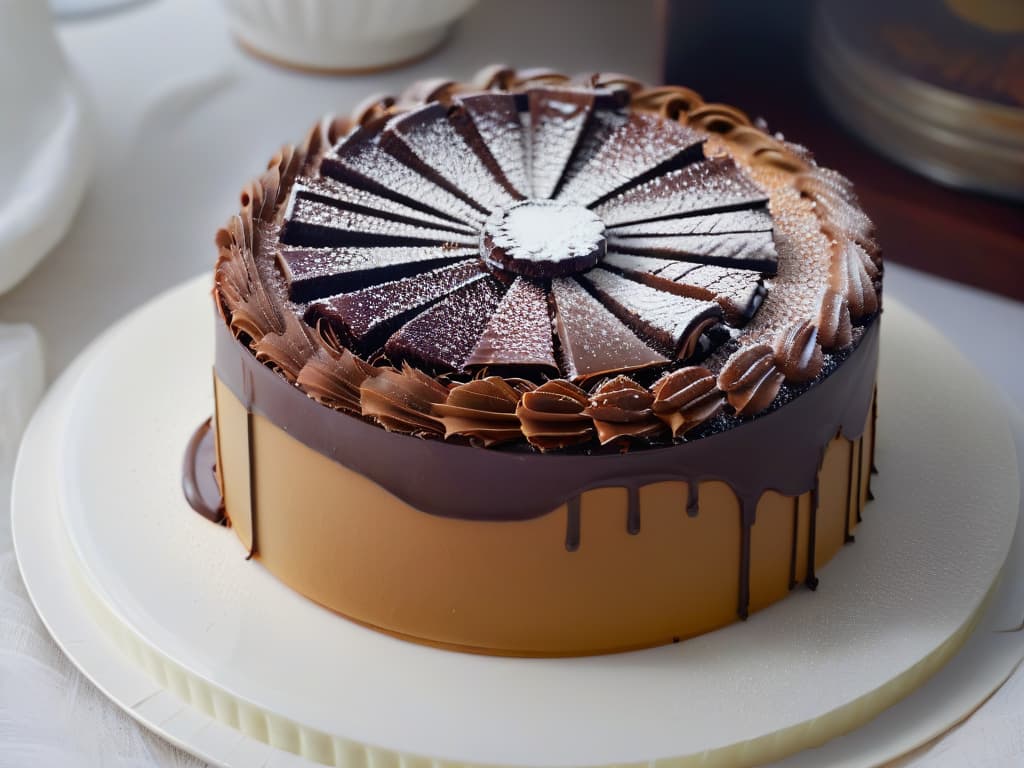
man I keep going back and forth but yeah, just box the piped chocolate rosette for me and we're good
[215,68,880,454]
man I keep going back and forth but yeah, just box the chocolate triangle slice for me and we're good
[385,277,506,371]
[595,157,769,227]
[551,276,668,382]
[558,107,629,198]
[281,198,477,249]
[603,253,765,324]
[380,102,520,212]
[280,245,476,302]
[607,230,778,274]
[454,93,530,198]
[464,277,558,373]
[293,176,475,234]
[608,208,772,237]
[527,88,596,199]
[579,268,723,359]
[322,125,485,225]
[306,259,485,351]
[556,113,705,207]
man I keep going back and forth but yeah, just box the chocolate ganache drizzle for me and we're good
[197,67,883,621]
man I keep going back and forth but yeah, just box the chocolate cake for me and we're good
[184,66,882,656]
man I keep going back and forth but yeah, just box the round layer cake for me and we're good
[185,66,883,657]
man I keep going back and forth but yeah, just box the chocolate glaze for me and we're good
[806,486,821,590]
[845,437,858,543]
[738,500,755,618]
[856,430,864,528]
[182,418,224,524]
[788,496,799,589]
[686,482,699,517]
[627,486,641,534]
[211,312,878,525]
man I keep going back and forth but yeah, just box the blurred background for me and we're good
[664,0,1024,300]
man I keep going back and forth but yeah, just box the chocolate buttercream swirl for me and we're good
[631,85,705,120]
[651,366,725,437]
[583,375,666,448]
[359,364,448,436]
[433,376,530,447]
[826,225,880,320]
[772,319,824,384]
[816,289,855,351]
[296,327,377,413]
[797,168,879,257]
[718,343,785,417]
[253,311,315,382]
[516,380,594,452]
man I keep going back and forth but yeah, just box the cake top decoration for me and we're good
[214,66,881,450]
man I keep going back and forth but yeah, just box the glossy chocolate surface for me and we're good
[212,317,878,523]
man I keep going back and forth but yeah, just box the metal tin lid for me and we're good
[811,0,1024,200]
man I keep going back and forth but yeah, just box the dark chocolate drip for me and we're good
[181,418,225,524]
[245,409,257,560]
[788,495,799,589]
[686,482,699,517]
[626,485,641,534]
[565,496,581,552]
[857,435,866,522]
[868,391,879,501]
[737,499,756,619]
[805,484,820,590]
[844,438,856,544]
[212,317,880,523]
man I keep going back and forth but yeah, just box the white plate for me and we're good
[13,276,1023,768]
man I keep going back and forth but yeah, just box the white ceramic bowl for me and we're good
[0,1,93,295]
[221,0,478,72]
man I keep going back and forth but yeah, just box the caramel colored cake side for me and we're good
[186,66,883,657]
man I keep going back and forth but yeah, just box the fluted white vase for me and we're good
[221,0,478,72]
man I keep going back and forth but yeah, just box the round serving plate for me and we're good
[12,275,1024,768]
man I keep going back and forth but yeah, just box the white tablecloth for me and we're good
[1,1,1022,766]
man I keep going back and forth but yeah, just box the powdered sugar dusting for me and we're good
[609,208,772,237]
[271,83,862,383]
[730,174,834,350]
[284,198,477,247]
[459,93,530,198]
[581,268,722,356]
[527,89,594,199]
[608,230,777,273]
[324,143,485,225]
[557,113,705,206]
[385,276,506,370]
[385,103,518,212]
[280,245,474,301]
[557,109,629,198]
[551,276,668,380]
[465,277,557,370]
[595,157,769,227]
[309,259,484,345]
[293,176,475,234]
[489,200,605,264]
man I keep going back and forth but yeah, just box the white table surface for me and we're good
[1,0,1022,766]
